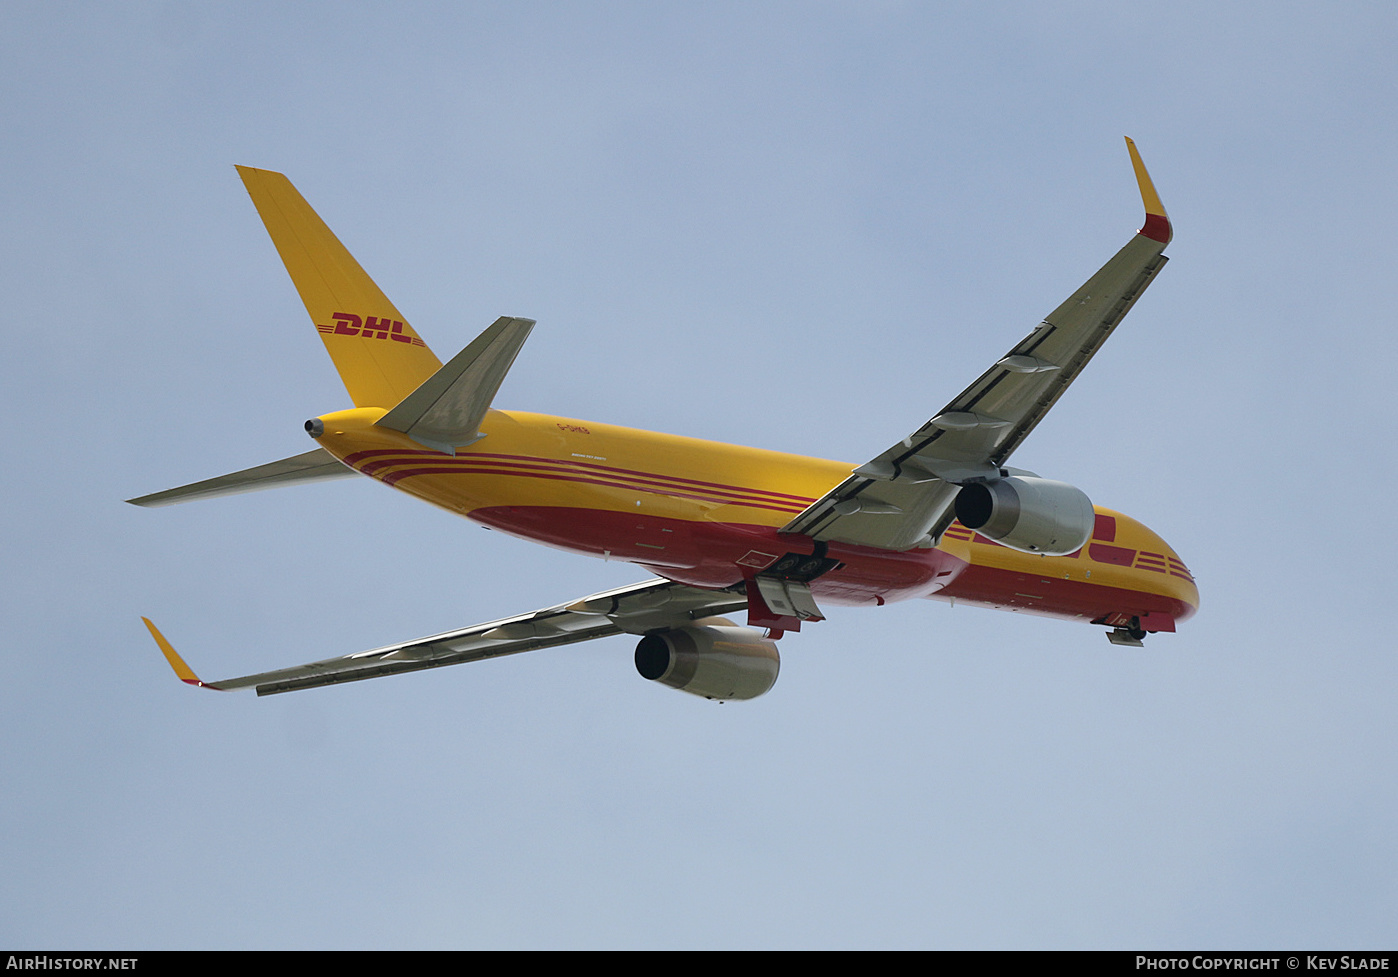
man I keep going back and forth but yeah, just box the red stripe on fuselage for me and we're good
[340,448,816,505]
[470,504,960,599]
[465,503,1194,625]
[377,464,809,515]
[934,560,1195,626]
[333,450,1195,624]
[340,450,813,513]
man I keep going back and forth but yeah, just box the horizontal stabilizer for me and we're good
[375,316,535,454]
[127,448,356,507]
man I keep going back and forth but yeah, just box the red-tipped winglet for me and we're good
[1126,137,1171,244]
[142,617,223,690]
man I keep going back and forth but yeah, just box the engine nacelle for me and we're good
[634,617,780,701]
[953,476,1094,556]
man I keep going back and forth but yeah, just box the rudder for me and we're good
[236,166,442,408]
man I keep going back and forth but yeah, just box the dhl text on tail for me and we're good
[135,138,1197,701]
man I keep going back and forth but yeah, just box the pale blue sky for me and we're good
[2,1,1396,948]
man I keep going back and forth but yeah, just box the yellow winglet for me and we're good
[1125,136,1171,244]
[142,617,218,690]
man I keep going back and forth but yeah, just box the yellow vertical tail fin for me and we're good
[236,166,442,408]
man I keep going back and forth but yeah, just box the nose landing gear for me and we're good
[1105,617,1148,647]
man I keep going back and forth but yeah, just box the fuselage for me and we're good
[312,406,1197,633]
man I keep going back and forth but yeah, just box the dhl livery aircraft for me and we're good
[136,139,1196,701]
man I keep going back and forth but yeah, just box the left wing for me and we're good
[781,137,1171,551]
[144,578,746,696]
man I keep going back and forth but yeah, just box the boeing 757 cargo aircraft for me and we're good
[136,138,1196,701]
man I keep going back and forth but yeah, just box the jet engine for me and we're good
[953,475,1094,556]
[634,618,780,701]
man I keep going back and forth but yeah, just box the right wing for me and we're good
[144,578,747,696]
[781,137,1172,551]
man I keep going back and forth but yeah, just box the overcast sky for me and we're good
[3,1,1396,949]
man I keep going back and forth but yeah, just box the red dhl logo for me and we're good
[316,312,426,347]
